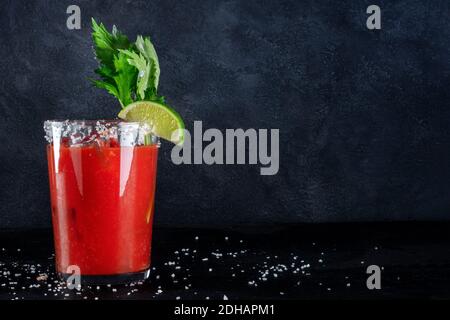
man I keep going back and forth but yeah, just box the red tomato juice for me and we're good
[46,143,158,276]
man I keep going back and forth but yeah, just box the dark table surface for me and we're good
[1,222,450,300]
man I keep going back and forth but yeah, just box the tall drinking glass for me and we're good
[44,120,159,284]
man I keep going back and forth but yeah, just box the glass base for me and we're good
[58,268,150,285]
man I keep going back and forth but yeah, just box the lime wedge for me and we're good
[118,101,185,145]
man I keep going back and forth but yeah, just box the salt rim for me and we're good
[43,120,158,146]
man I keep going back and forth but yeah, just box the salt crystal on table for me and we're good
[36,274,48,281]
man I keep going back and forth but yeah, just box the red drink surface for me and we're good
[47,143,158,275]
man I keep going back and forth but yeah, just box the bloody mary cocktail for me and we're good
[45,120,159,283]
[43,19,185,284]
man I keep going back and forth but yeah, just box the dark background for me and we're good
[1,0,450,229]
